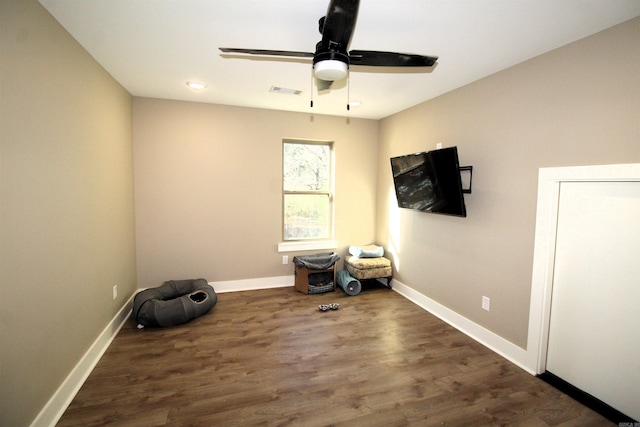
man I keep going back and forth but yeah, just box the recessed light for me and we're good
[348,101,361,108]
[186,81,207,90]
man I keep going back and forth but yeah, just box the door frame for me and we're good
[525,163,640,374]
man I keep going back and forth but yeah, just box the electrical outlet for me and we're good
[482,296,490,311]
[282,255,288,265]
[436,143,443,149]
[113,285,118,300]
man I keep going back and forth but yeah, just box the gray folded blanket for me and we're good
[293,252,340,270]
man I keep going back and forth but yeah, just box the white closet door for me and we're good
[546,181,640,420]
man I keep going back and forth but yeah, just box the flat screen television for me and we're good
[390,146,469,217]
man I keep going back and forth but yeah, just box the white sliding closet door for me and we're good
[546,181,640,420]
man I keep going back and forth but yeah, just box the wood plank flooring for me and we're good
[57,285,612,426]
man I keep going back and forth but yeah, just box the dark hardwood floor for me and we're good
[57,284,612,426]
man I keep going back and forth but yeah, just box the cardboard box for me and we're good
[294,265,336,294]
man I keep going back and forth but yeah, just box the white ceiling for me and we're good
[39,0,640,120]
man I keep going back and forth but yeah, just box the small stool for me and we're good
[344,255,392,288]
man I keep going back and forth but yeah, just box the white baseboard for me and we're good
[211,275,533,373]
[390,279,534,375]
[31,275,534,427]
[30,295,134,427]
[31,276,290,426]
[210,275,294,293]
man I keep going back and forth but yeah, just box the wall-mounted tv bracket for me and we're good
[459,166,473,194]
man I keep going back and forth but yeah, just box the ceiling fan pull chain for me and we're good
[346,71,350,111]
[310,68,314,108]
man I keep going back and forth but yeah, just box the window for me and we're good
[283,140,334,241]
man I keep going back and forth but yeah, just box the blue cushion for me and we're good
[348,244,384,258]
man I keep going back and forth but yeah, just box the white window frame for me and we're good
[279,139,336,252]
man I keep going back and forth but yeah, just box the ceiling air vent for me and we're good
[270,86,303,95]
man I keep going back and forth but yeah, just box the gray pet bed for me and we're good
[133,278,217,327]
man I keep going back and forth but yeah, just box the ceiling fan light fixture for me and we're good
[314,60,348,81]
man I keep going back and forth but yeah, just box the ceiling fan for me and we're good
[220,0,438,99]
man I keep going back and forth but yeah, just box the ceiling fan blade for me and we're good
[319,0,360,53]
[349,50,438,67]
[219,48,314,59]
[219,0,438,95]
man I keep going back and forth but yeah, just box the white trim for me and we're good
[211,275,533,375]
[32,261,582,427]
[30,295,135,427]
[391,280,534,374]
[210,275,294,293]
[210,275,534,372]
[527,163,640,374]
[30,277,292,426]
[277,240,337,252]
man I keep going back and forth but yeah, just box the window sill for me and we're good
[278,240,338,253]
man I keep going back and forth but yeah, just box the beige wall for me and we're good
[133,98,379,287]
[376,17,640,348]
[2,1,637,424]
[0,1,136,426]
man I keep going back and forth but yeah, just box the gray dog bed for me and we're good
[133,278,217,327]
